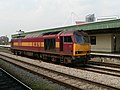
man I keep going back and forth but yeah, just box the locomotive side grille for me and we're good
[75,51,83,54]
[75,51,90,54]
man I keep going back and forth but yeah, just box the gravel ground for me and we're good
[1,52,120,89]
[33,61,120,88]
[0,59,71,90]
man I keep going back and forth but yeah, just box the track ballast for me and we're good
[0,68,32,90]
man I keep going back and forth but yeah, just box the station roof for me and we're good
[12,19,120,38]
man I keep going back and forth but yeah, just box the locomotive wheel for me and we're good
[63,57,72,65]
[51,57,56,62]
[13,50,16,55]
[64,59,68,64]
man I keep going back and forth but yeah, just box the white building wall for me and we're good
[90,34,112,52]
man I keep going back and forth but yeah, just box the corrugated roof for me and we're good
[12,19,120,38]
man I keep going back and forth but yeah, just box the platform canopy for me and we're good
[12,19,120,38]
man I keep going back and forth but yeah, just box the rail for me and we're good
[0,68,32,90]
[91,52,120,58]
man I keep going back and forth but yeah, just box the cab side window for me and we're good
[64,36,72,43]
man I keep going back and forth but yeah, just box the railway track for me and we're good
[78,64,120,77]
[88,61,120,68]
[1,45,120,68]
[0,68,32,90]
[0,46,11,54]
[0,52,120,90]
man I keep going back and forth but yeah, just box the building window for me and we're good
[90,36,96,45]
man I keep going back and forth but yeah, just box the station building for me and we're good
[12,19,120,53]
[84,19,120,53]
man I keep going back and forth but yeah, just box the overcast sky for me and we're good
[0,0,120,39]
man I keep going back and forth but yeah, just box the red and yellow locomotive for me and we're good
[11,30,91,65]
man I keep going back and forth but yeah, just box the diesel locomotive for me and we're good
[11,30,91,65]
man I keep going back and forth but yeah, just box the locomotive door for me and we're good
[60,37,63,51]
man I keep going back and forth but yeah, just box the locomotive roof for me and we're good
[59,30,86,36]
[24,31,61,38]
[12,19,120,38]
[15,30,85,39]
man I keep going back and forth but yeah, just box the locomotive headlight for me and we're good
[75,51,78,54]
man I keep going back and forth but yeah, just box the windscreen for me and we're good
[75,34,89,44]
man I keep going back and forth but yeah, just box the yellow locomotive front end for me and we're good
[73,43,91,56]
[72,31,91,64]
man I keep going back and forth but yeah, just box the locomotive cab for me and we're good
[59,30,91,64]
[72,31,91,64]
[73,31,90,56]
